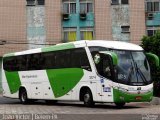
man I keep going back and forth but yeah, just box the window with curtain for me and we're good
[70,3,76,13]
[64,31,77,42]
[80,0,93,13]
[154,2,159,11]
[147,2,152,12]
[63,3,69,13]
[111,0,119,5]
[80,31,93,40]
[147,2,160,12]
[80,3,86,13]
[63,1,76,14]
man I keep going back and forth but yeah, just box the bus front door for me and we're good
[97,54,115,102]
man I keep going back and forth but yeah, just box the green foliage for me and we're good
[141,31,160,97]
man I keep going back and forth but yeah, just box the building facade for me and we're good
[0,0,150,92]
[145,0,160,36]
[0,0,146,56]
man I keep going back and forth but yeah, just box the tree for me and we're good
[141,31,160,97]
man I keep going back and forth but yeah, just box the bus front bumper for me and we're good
[113,88,153,103]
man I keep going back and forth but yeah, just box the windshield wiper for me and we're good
[127,62,134,85]
[134,62,148,85]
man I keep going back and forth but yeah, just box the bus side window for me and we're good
[3,57,14,71]
[41,52,56,69]
[71,48,91,71]
[27,54,41,70]
[17,55,27,71]
[55,50,71,69]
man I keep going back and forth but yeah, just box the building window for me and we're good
[63,28,77,42]
[80,29,94,40]
[147,2,160,12]
[63,0,76,14]
[80,0,93,13]
[26,0,45,6]
[147,29,157,36]
[26,0,35,6]
[111,0,119,5]
[37,0,45,5]
[121,0,128,4]
[121,26,130,33]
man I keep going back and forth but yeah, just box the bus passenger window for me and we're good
[71,48,91,71]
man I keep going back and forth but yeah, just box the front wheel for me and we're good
[19,89,29,104]
[83,90,95,107]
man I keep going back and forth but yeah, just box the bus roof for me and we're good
[85,40,143,51]
[3,40,143,57]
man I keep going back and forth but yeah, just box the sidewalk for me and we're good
[150,97,160,105]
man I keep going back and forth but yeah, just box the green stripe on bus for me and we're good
[46,68,84,98]
[113,88,153,103]
[4,71,21,94]
[42,43,75,52]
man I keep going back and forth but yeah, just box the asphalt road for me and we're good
[0,95,160,120]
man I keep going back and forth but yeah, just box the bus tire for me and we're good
[83,89,95,107]
[115,102,125,108]
[19,88,29,104]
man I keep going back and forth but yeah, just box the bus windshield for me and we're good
[112,50,151,85]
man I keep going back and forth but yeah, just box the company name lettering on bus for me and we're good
[31,82,42,85]
[103,87,111,92]
[22,75,38,79]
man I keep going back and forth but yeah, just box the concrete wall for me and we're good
[27,6,46,49]
[130,0,146,44]
[0,0,27,56]
[111,5,130,42]
[94,0,112,40]
[46,0,62,44]
[0,0,146,56]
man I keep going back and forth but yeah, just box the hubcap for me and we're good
[21,92,26,102]
[84,93,90,102]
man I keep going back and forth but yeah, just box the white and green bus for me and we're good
[2,40,159,107]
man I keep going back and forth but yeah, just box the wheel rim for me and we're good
[21,92,27,102]
[84,93,90,103]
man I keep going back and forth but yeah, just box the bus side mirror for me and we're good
[146,53,159,67]
[99,51,118,66]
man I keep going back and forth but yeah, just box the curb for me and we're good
[150,97,160,105]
